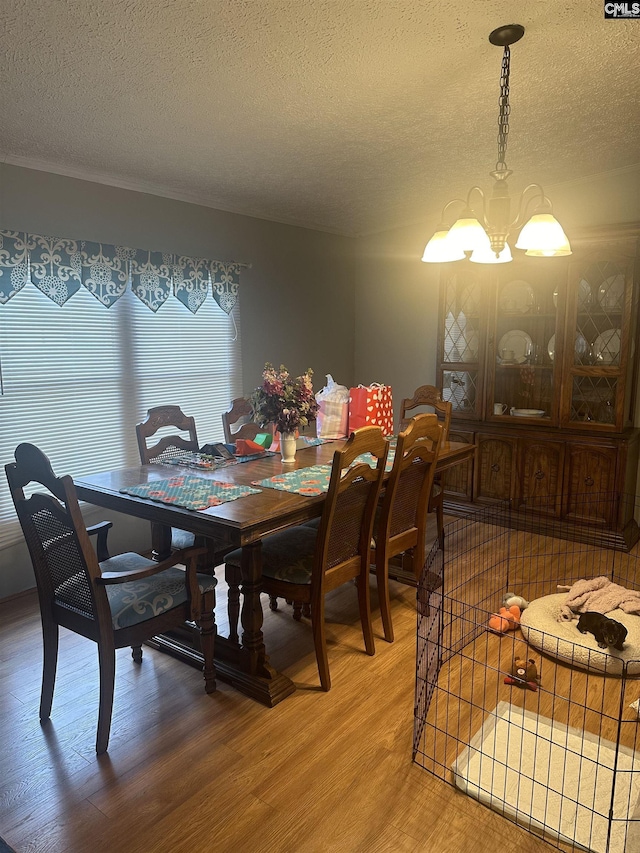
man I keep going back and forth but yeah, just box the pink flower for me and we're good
[250,362,319,434]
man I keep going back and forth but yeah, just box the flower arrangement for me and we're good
[251,363,318,435]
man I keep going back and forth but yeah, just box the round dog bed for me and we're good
[520,593,640,675]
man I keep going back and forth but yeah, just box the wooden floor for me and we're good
[0,559,555,853]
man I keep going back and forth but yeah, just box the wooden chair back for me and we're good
[221,397,264,443]
[373,414,443,641]
[314,426,389,595]
[136,405,199,464]
[6,443,109,633]
[224,425,388,690]
[399,385,452,438]
[5,442,217,754]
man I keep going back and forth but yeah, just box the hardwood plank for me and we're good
[0,563,554,853]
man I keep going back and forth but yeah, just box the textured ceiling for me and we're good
[1,0,639,236]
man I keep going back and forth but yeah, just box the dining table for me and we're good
[74,437,475,706]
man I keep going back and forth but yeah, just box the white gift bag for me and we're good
[315,374,349,439]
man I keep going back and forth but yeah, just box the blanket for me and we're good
[558,576,640,622]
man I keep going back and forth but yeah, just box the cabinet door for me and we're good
[438,266,487,420]
[475,435,516,502]
[560,244,638,431]
[487,261,566,426]
[444,429,474,500]
[563,444,617,525]
[516,440,564,517]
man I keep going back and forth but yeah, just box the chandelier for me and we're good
[422,24,571,265]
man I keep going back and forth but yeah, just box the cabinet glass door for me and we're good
[490,263,564,423]
[440,269,485,418]
[563,254,634,429]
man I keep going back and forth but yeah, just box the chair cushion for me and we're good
[170,527,196,550]
[225,526,318,585]
[301,517,321,530]
[55,553,217,630]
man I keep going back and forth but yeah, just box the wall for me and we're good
[0,164,356,393]
[354,223,441,411]
[0,164,357,599]
[3,162,639,598]
[354,164,640,424]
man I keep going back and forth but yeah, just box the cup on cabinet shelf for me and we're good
[493,403,508,415]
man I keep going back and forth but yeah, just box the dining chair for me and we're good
[224,426,389,690]
[398,385,452,547]
[5,443,217,755]
[222,397,264,444]
[135,405,242,642]
[372,414,443,643]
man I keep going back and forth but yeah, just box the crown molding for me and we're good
[545,161,640,192]
[0,153,346,237]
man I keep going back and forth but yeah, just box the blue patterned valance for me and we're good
[211,262,241,315]
[0,229,246,314]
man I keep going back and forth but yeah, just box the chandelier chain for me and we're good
[496,45,511,173]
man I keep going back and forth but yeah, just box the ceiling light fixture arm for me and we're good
[510,183,554,230]
[421,24,570,264]
[435,197,470,228]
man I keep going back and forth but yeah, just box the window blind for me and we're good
[0,285,242,548]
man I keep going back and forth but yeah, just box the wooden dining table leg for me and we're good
[150,532,294,706]
[240,540,281,679]
[151,522,172,561]
[216,540,295,705]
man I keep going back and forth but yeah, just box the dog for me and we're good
[577,611,627,650]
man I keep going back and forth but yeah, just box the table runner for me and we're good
[120,475,261,511]
[253,439,398,496]
[298,436,329,447]
[252,464,333,496]
[354,444,396,471]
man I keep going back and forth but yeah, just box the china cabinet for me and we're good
[436,224,640,549]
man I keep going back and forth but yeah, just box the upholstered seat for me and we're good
[55,555,217,630]
[227,526,318,585]
[167,526,198,551]
[5,442,217,755]
[225,426,389,690]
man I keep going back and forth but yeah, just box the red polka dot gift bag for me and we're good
[348,383,394,436]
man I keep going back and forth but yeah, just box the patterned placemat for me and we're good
[120,475,261,511]
[252,464,333,496]
[355,441,396,472]
[298,436,330,447]
[253,438,398,496]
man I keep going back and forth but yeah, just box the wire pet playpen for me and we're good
[414,495,640,853]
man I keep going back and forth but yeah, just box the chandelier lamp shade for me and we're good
[422,24,571,265]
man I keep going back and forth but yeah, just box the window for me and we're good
[0,285,242,548]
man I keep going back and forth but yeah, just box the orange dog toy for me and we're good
[488,604,521,634]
